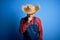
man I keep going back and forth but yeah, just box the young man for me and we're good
[19,4,42,40]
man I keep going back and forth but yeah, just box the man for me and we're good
[19,4,42,40]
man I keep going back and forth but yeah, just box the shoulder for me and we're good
[35,17,41,23]
[20,16,28,22]
[35,17,41,21]
[20,18,24,21]
[21,16,26,20]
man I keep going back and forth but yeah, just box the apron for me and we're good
[23,17,39,40]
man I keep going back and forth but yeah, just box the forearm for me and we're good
[39,31,42,40]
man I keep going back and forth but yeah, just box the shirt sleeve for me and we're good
[19,18,30,34]
[36,18,42,40]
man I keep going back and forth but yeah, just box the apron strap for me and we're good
[33,17,36,24]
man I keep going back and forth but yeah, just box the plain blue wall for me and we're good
[0,0,60,40]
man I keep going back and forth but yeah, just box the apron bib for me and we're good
[23,17,39,40]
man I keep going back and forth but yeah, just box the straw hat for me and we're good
[22,4,39,14]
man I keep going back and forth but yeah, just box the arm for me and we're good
[19,18,30,34]
[39,20,42,40]
[37,18,42,40]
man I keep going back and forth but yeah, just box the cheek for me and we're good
[31,15,34,17]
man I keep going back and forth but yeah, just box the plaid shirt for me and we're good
[19,16,42,40]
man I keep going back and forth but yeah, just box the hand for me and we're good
[28,17,33,23]
[27,14,34,23]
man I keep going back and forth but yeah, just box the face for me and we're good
[27,14,34,17]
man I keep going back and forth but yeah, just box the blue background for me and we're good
[0,0,60,40]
